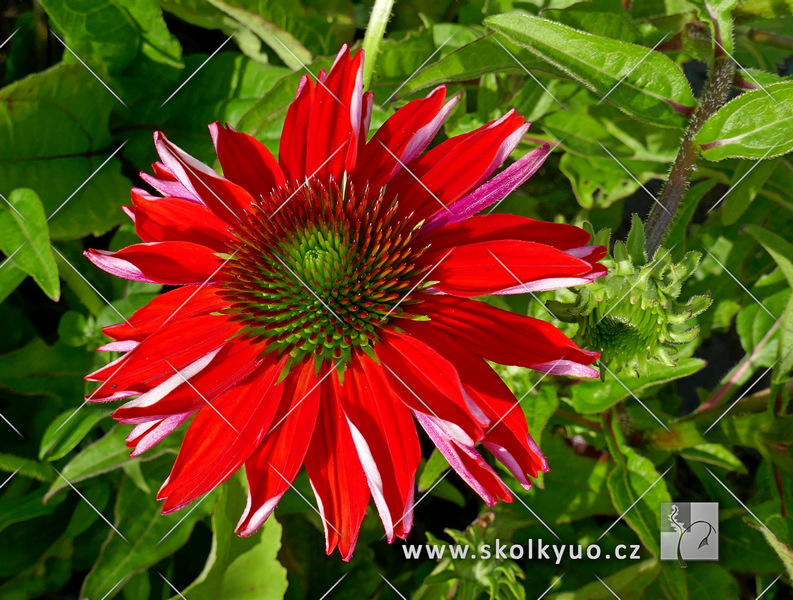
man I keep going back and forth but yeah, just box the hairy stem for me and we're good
[644,54,735,255]
[361,0,396,90]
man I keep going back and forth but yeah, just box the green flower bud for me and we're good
[549,216,710,376]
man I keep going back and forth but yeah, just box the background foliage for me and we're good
[1,0,793,598]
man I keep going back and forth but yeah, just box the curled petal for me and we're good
[85,242,221,285]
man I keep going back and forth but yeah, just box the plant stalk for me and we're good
[361,0,396,90]
[644,53,735,255]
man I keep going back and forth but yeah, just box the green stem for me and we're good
[361,0,396,90]
[644,53,735,255]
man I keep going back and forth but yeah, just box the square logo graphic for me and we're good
[660,502,719,563]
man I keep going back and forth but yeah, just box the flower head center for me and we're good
[219,178,427,368]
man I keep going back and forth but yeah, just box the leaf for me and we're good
[401,33,549,97]
[680,443,748,473]
[39,0,182,73]
[748,522,793,581]
[120,53,291,167]
[80,459,217,600]
[570,358,706,413]
[177,474,288,600]
[0,453,55,482]
[547,559,659,599]
[39,405,113,461]
[206,0,312,69]
[720,159,778,224]
[559,153,660,209]
[606,454,671,557]
[520,432,615,524]
[235,56,334,141]
[419,449,450,491]
[0,489,64,536]
[696,82,793,160]
[0,262,27,305]
[485,13,696,127]
[0,63,129,240]
[0,189,60,301]
[744,225,793,287]
[44,425,179,503]
[0,338,93,401]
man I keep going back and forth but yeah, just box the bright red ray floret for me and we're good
[85,45,606,561]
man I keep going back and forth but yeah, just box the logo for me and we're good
[660,502,718,566]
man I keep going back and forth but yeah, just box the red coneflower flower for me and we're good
[85,46,605,560]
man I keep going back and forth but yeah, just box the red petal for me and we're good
[85,242,220,285]
[354,86,449,192]
[210,122,286,200]
[154,131,254,223]
[421,295,599,369]
[158,354,288,513]
[400,320,547,486]
[279,75,316,183]
[427,239,595,297]
[103,285,226,342]
[235,361,322,536]
[304,376,370,560]
[128,190,233,251]
[342,353,422,541]
[86,313,238,400]
[112,338,266,422]
[376,331,487,443]
[386,111,526,221]
[414,411,511,506]
[421,214,591,251]
[305,48,363,182]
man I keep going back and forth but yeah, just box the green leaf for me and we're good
[485,13,696,127]
[39,405,113,461]
[0,338,93,401]
[680,443,748,473]
[44,425,178,503]
[0,453,55,482]
[0,63,129,240]
[720,159,778,224]
[80,459,217,600]
[419,449,450,491]
[696,82,793,160]
[0,189,60,301]
[0,262,27,305]
[235,57,334,141]
[520,432,615,524]
[606,449,671,558]
[206,0,312,69]
[570,358,706,413]
[39,0,182,73]
[0,489,64,536]
[177,474,288,600]
[744,225,793,287]
[748,522,793,581]
[547,559,659,599]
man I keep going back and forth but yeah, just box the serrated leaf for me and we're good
[696,82,793,160]
[485,13,696,127]
[0,189,59,300]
